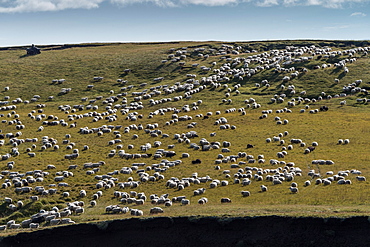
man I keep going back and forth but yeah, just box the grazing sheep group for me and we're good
[0,43,368,232]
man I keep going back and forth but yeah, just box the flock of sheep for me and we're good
[0,42,369,232]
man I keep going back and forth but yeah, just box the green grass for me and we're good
[0,40,370,233]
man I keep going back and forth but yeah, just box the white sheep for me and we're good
[4,197,12,204]
[17,201,23,208]
[182,153,190,158]
[181,199,190,205]
[198,197,208,204]
[241,191,250,197]
[289,187,298,193]
[90,200,97,207]
[260,185,268,192]
[80,190,87,197]
[30,223,39,229]
[28,152,36,157]
[356,176,366,181]
[150,207,164,214]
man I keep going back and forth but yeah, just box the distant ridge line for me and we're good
[1,39,369,51]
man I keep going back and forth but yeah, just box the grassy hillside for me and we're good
[0,40,370,233]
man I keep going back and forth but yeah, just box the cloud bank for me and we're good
[350,11,367,16]
[0,0,368,13]
[0,0,104,13]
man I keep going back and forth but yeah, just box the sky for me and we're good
[0,0,369,47]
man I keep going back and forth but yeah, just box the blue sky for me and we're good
[0,0,369,47]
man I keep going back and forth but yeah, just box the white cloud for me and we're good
[283,0,299,5]
[351,11,366,16]
[304,0,369,8]
[0,0,368,13]
[182,0,241,6]
[110,0,370,8]
[305,0,322,5]
[256,0,279,6]
[110,0,247,7]
[110,0,177,7]
[111,0,370,8]
[0,0,104,13]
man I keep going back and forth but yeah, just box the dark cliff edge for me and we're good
[1,216,370,247]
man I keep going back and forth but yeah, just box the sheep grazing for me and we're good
[209,181,218,188]
[319,106,329,111]
[90,200,97,207]
[1,44,368,227]
[30,223,39,229]
[241,191,250,197]
[260,185,268,192]
[315,178,322,185]
[30,196,38,201]
[221,180,229,186]
[182,153,190,158]
[28,152,36,157]
[323,179,332,186]
[356,176,366,181]
[304,146,315,154]
[291,182,298,187]
[17,200,24,208]
[150,207,164,214]
[181,199,190,206]
[198,197,208,204]
[80,190,87,198]
[289,187,298,193]
[4,197,12,204]
[220,198,232,203]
